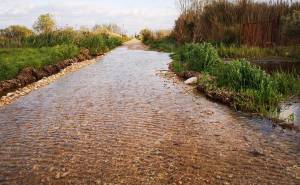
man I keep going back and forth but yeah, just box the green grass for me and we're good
[78,34,123,55]
[1,31,124,56]
[0,31,124,82]
[143,37,177,53]
[172,43,221,72]
[0,45,79,81]
[217,44,300,61]
[213,60,282,114]
[170,42,300,116]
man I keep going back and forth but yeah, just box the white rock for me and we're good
[184,77,198,85]
[6,93,14,97]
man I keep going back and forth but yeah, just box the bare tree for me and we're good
[176,0,210,14]
[177,0,191,13]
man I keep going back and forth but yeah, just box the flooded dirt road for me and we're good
[0,40,299,185]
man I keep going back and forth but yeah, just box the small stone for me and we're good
[158,110,164,114]
[6,93,14,97]
[32,164,39,170]
[243,136,251,142]
[95,180,102,184]
[184,77,198,85]
[250,148,265,156]
[61,171,70,178]
[49,167,55,172]
[55,172,61,179]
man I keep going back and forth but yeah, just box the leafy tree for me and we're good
[93,24,123,35]
[140,29,152,42]
[33,13,56,33]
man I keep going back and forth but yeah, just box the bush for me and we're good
[79,34,107,55]
[214,60,270,91]
[236,86,281,114]
[272,72,300,96]
[173,43,221,72]
[212,59,284,113]
[140,29,152,43]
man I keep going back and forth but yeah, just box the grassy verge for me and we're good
[142,35,300,121]
[0,45,79,81]
[171,43,300,118]
[0,33,124,82]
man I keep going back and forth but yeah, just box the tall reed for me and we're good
[174,0,300,46]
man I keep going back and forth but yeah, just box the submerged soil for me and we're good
[0,40,299,185]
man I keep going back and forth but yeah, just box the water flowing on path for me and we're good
[0,40,299,184]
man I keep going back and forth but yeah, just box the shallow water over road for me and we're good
[0,41,299,184]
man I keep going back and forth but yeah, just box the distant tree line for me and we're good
[0,13,126,48]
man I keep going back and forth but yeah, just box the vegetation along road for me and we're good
[0,40,299,184]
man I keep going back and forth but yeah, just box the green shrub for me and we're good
[174,43,221,72]
[236,86,281,114]
[214,59,270,91]
[140,29,152,43]
[211,59,282,113]
[272,72,300,96]
[170,59,185,73]
[78,34,108,55]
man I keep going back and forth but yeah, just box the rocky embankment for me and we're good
[0,49,92,98]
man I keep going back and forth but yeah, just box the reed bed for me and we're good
[173,0,300,47]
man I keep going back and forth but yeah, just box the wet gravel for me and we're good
[0,41,299,185]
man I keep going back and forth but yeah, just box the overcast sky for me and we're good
[0,0,179,34]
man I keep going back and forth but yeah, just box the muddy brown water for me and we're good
[0,41,299,185]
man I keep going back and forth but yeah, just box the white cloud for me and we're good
[0,0,179,34]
